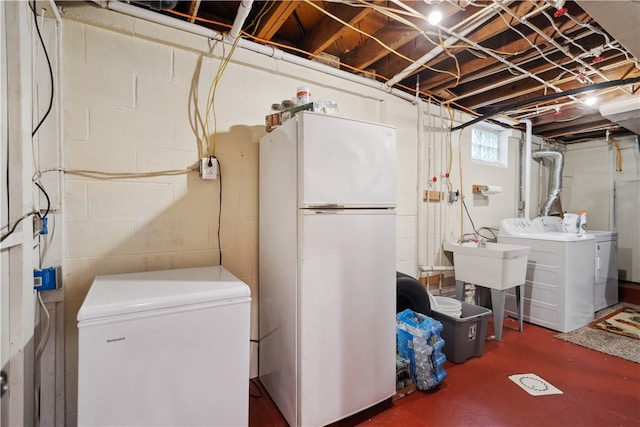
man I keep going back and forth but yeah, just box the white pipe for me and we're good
[386,0,513,88]
[106,0,222,40]
[416,100,426,273]
[522,119,532,219]
[226,0,253,42]
[390,2,567,101]
[418,265,455,272]
[48,0,62,24]
[102,1,418,105]
[494,1,617,92]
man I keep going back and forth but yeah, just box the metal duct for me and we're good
[532,149,564,217]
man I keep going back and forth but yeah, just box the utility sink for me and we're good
[443,241,529,290]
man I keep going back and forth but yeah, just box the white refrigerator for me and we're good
[259,111,397,426]
[77,266,251,426]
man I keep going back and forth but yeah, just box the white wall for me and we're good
[615,137,640,282]
[563,139,616,229]
[564,135,640,281]
[49,3,527,424]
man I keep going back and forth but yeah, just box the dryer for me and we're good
[589,230,618,311]
[498,218,596,333]
[531,216,618,311]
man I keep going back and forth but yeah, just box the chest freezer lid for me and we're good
[77,266,250,322]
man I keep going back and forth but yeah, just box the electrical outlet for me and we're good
[199,157,219,180]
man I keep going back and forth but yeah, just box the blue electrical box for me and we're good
[34,266,61,291]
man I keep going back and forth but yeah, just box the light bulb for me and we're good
[584,96,597,106]
[428,9,442,25]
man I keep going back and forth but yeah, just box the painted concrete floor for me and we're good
[249,313,640,426]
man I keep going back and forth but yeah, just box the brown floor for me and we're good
[249,284,640,427]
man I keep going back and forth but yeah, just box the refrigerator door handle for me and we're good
[305,204,345,210]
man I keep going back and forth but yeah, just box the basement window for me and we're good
[471,126,508,167]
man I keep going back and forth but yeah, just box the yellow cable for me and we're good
[62,167,198,180]
[304,0,460,80]
[360,1,521,56]
[168,4,485,125]
[202,36,241,158]
[610,137,623,172]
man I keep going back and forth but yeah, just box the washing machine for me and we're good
[498,218,596,333]
[531,216,618,311]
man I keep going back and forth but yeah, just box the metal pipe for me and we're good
[532,149,564,216]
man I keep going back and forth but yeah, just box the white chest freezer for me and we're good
[77,266,251,427]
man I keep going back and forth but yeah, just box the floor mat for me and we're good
[555,302,640,363]
[508,373,563,396]
[589,306,640,340]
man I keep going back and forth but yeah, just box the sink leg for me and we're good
[490,289,507,341]
[516,284,524,332]
[455,280,464,300]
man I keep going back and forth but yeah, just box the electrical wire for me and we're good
[38,167,198,180]
[361,0,522,56]
[461,198,495,241]
[303,0,460,80]
[495,10,584,83]
[1,211,38,243]
[245,0,274,36]
[34,291,51,361]
[164,5,484,117]
[216,161,223,266]
[200,37,240,157]
[30,1,54,138]
[451,77,640,131]
[34,181,50,218]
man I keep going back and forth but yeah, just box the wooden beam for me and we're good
[302,1,383,57]
[342,24,419,70]
[188,0,201,23]
[254,1,299,41]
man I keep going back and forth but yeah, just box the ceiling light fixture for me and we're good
[427,7,442,25]
[584,96,597,106]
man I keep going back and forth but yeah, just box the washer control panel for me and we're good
[532,216,563,232]
[499,218,535,236]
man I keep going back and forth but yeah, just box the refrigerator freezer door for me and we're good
[298,112,396,208]
[298,210,396,426]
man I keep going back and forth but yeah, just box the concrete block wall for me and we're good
[58,3,526,424]
[59,4,420,424]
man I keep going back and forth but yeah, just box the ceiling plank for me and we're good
[301,1,383,57]
[254,1,299,41]
[342,24,420,71]
[375,2,541,88]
